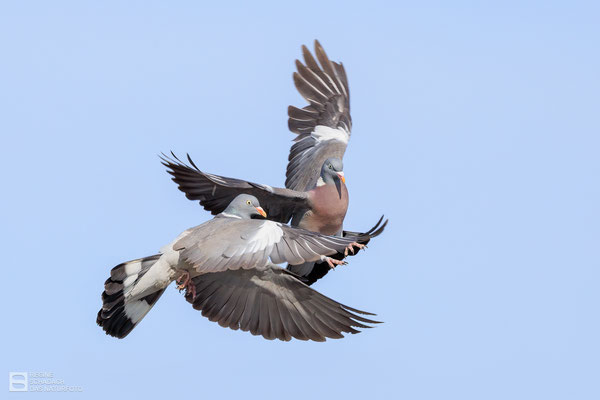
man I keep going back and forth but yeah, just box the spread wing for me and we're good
[184,264,380,342]
[161,153,309,223]
[173,219,374,274]
[286,40,352,191]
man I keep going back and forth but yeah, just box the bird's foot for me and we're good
[176,270,197,300]
[176,270,190,290]
[344,242,366,256]
[324,257,347,270]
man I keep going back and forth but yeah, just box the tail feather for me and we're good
[97,255,167,338]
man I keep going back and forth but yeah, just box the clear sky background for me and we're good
[2,1,599,399]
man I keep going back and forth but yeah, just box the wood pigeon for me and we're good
[161,41,386,285]
[97,194,380,342]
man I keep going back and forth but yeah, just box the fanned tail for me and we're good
[97,255,167,338]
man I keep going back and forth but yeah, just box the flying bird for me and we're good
[162,40,385,285]
[97,194,381,342]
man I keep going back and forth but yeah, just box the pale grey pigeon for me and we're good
[161,41,385,285]
[97,194,380,342]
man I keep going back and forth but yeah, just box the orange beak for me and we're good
[337,172,346,184]
[255,207,267,218]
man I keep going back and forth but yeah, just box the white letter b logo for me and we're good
[9,372,28,392]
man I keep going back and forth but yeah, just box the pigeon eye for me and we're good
[246,200,252,205]
[328,165,333,169]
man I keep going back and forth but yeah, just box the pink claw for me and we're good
[176,271,196,300]
[325,257,347,270]
[344,242,366,256]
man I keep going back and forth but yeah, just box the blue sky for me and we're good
[2,1,599,399]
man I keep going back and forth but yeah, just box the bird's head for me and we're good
[223,194,267,219]
[320,158,345,198]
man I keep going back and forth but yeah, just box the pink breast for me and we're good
[303,184,349,235]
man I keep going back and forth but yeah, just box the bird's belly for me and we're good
[300,213,345,236]
[300,185,349,235]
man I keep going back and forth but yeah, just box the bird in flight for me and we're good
[97,194,380,342]
[162,40,387,286]
[98,41,388,342]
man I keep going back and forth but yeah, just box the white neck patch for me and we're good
[221,212,242,219]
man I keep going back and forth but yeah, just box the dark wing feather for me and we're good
[287,216,389,286]
[161,153,309,223]
[185,265,380,342]
[286,40,352,191]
